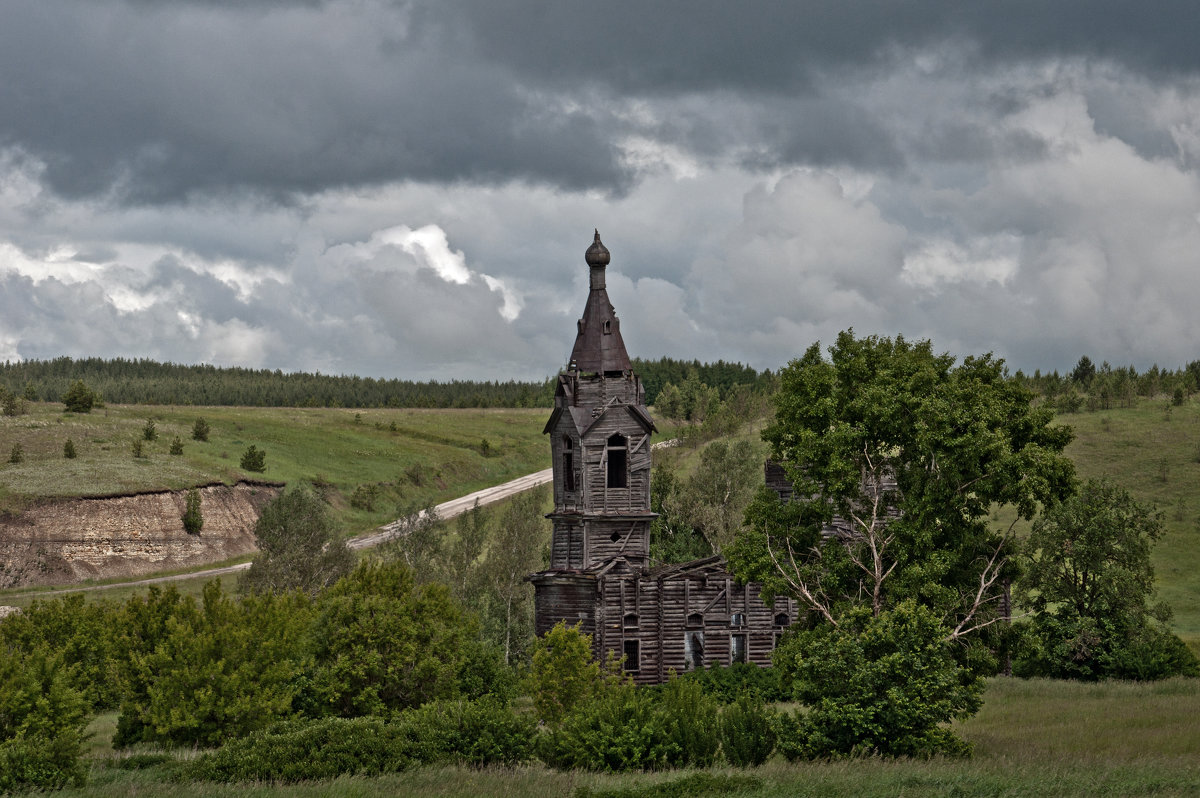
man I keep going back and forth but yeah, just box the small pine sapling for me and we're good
[8,443,23,464]
[143,419,157,441]
[240,445,266,473]
[63,439,77,459]
[169,436,184,455]
[182,489,203,535]
[192,417,210,442]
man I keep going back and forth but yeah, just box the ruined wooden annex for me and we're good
[528,232,794,684]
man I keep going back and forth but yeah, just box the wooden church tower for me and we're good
[529,231,793,682]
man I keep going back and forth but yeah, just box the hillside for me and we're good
[0,403,550,536]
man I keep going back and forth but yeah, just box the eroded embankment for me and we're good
[0,481,282,588]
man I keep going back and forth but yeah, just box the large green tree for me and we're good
[725,330,1075,757]
[728,330,1075,634]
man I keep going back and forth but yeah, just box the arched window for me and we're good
[774,612,790,627]
[562,435,575,492]
[606,434,627,488]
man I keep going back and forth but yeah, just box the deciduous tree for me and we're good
[240,485,353,597]
[1017,478,1199,680]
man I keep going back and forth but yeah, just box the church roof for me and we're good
[568,231,632,374]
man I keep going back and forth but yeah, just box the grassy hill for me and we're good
[0,402,550,536]
[1056,399,1200,652]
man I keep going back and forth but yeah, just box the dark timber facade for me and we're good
[528,232,794,684]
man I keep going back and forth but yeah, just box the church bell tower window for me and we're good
[606,434,627,488]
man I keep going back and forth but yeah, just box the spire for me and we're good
[569,230,631,373]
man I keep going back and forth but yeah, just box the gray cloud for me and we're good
[3,1,1200,381]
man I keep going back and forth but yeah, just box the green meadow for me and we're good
[0,402,549,535]
[54,677,1200,798]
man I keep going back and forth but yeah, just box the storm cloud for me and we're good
[3,1,1200,379]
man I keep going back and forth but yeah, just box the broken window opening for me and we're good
[606,434,627,488]
[684,631,705,671]
[731,633,747,664]
[623,640,640,672]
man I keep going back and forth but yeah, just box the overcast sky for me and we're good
[3,1,1200,380]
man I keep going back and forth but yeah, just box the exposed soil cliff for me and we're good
[0,482,282,588]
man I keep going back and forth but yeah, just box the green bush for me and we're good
[396,697,536,767]
[63,438,77,459]
[0,649,88,791]
[526,621,607,725]
[131,439,145,458]
[169,436,184,455]
[306,561,471,717]
[539,684,673,772]
[718,695,776,767]
[671,662,787,704]
[656,677,720,768]
[192,417,210,441]
[8,443,22,464]
[187,717,409,782]
[142,418,157,441]
[189,698,536,783]
[240,444,266,472]
[115,583,311,748]
[774,602,982,759]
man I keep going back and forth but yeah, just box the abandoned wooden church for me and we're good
[527,231,795,684]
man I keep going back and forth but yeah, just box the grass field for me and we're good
[59,677,1200,797]
[0,402,551,535]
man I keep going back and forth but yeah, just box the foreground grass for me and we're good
[60,677,1200,798]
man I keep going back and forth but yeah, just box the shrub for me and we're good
[131,439,145,458]
[774,602,982,759]
[539,683,673,772]
[63,438,76,459]
[396,697,536,767]
[187,717,409,782]
[142,419,157,441]
[672,662,788,704]
[192,417,210,441]
[182,489,203,535]
[526,621,607,725]
[0,649,88,791]
[718,694,776,767]
[169,436,184,455]
[188,698,536,783]
[115,584,311,748]
[60,380,95,413]
[349,482,380,511]
[306,561,471,717]
[656,676,720,768]
[8,443,23,464]
[240,445,266,472]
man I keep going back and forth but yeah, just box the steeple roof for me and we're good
[568,230,632,373]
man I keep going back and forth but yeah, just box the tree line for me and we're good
[1016,355,1200,412]
[0,356,768,409]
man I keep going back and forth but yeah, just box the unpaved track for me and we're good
[15,467,554,598]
